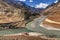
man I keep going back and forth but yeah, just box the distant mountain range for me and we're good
[4,0,55,14]
[3,0,41,14]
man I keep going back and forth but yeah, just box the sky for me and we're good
[18,0,58,8]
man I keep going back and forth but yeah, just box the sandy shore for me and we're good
[3,32,43,36]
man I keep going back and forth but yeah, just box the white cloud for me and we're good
[54,0,58,3]
[29,0,33,2]
[35,3,48,8]
[19,0,26,1]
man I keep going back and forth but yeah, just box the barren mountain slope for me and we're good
[0,0,40,29]
[43,1,60,28]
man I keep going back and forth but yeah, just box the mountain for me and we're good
[7,0,41,14]
[0,0,40,29]
[42,1,60,29]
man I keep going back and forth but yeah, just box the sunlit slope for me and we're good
[43,2,60,28]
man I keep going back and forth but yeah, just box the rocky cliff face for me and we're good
[0,0,27,28]
[0,0,40,29]
[42,1,60,28]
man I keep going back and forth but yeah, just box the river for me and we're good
[26,15,60,38]
[0,15,60,38]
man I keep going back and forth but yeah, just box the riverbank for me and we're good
[26,16,60,38]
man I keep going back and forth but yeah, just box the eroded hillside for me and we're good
[43,1,60,28]
[0,0,40,29]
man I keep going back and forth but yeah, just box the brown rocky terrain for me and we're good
[43,1,60,28]
[0,35,59,40]
[0,0,40,29]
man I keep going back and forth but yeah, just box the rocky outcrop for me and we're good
[42,1,60,29]
[0,0,40,29]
